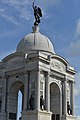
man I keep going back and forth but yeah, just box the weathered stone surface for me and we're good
[0,26,76,120]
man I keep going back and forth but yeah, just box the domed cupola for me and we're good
[16,26,55,54]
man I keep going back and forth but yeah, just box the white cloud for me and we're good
[36,0,61,6]
[74,87,80,96]
[0,0,62,25]
[63,19,80,57]
[60,18,80,58]
[77,116,80,120]
[69,18,80,57]
[57,18,80,59]
[18,8,32,21]
[74,73,80,96]
[67,40,80,57]
[0,0,32,25]
[42,10,49,19]
[75,106,80,109]
[75,73,80,80]
[0,8,5,12]
[1,14,21,25]
[76,19,80,36]
[2,0,30,6]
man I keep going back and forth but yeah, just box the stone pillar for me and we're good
[62,81,64,115]
[45,72,50,112]
[64,76,67,115]
[1,76,7,120]
[23,74,28,111]
[2,78,6,113]
[36,70,40,110]
[71,81,74,115]
[60,87,62,115]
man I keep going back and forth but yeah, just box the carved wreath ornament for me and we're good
[51,61,65,72]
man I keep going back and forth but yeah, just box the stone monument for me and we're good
[0,4,76,120]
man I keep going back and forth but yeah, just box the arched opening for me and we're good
[50,82,60,120]
[8,81,24,120]
[17,90,22,120]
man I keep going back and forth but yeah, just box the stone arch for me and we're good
[8,78,24,92]
[7,80,24,120]
[50,82,60,120]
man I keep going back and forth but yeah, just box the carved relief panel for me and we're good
[50,58,66,72]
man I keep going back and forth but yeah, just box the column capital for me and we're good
[39,68,50,75]
[65,75,68,81]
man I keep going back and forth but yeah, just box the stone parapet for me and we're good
[61,115,76,120]
[22,110,52,120]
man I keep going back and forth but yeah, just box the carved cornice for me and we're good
[50,70,65,79]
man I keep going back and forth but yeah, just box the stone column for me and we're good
[71,81,74,115]
[36,70,40,110]
[45,72,50,112]
[23,74,28,111]
[2,78,6,113]
[64,76,67,115]
[1,76,8,120]
[62,81,64,115]
[60,87,62,115]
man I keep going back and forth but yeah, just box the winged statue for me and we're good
[32,2,42,26]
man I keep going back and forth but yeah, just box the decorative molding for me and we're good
[6,58,24,70]
[51,59,66,72]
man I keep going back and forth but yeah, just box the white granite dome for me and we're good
[16,26,55,54]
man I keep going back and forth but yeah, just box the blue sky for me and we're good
[0,0,80,119]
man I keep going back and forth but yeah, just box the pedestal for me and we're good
[61,115,76,120]
[22,110,52,120]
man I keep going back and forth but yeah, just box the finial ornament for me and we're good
[32,2,42,26]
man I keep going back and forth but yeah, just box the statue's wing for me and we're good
[38,7,42,17]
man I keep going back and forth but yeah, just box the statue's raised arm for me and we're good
[32,2,42,26]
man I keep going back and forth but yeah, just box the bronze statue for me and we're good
[40,95,45,110]
[29,95,34,110]
[32,2,42,26]
[67,101,72,115]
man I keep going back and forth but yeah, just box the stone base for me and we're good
[61,115,76,120]
[22,110,52,120]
